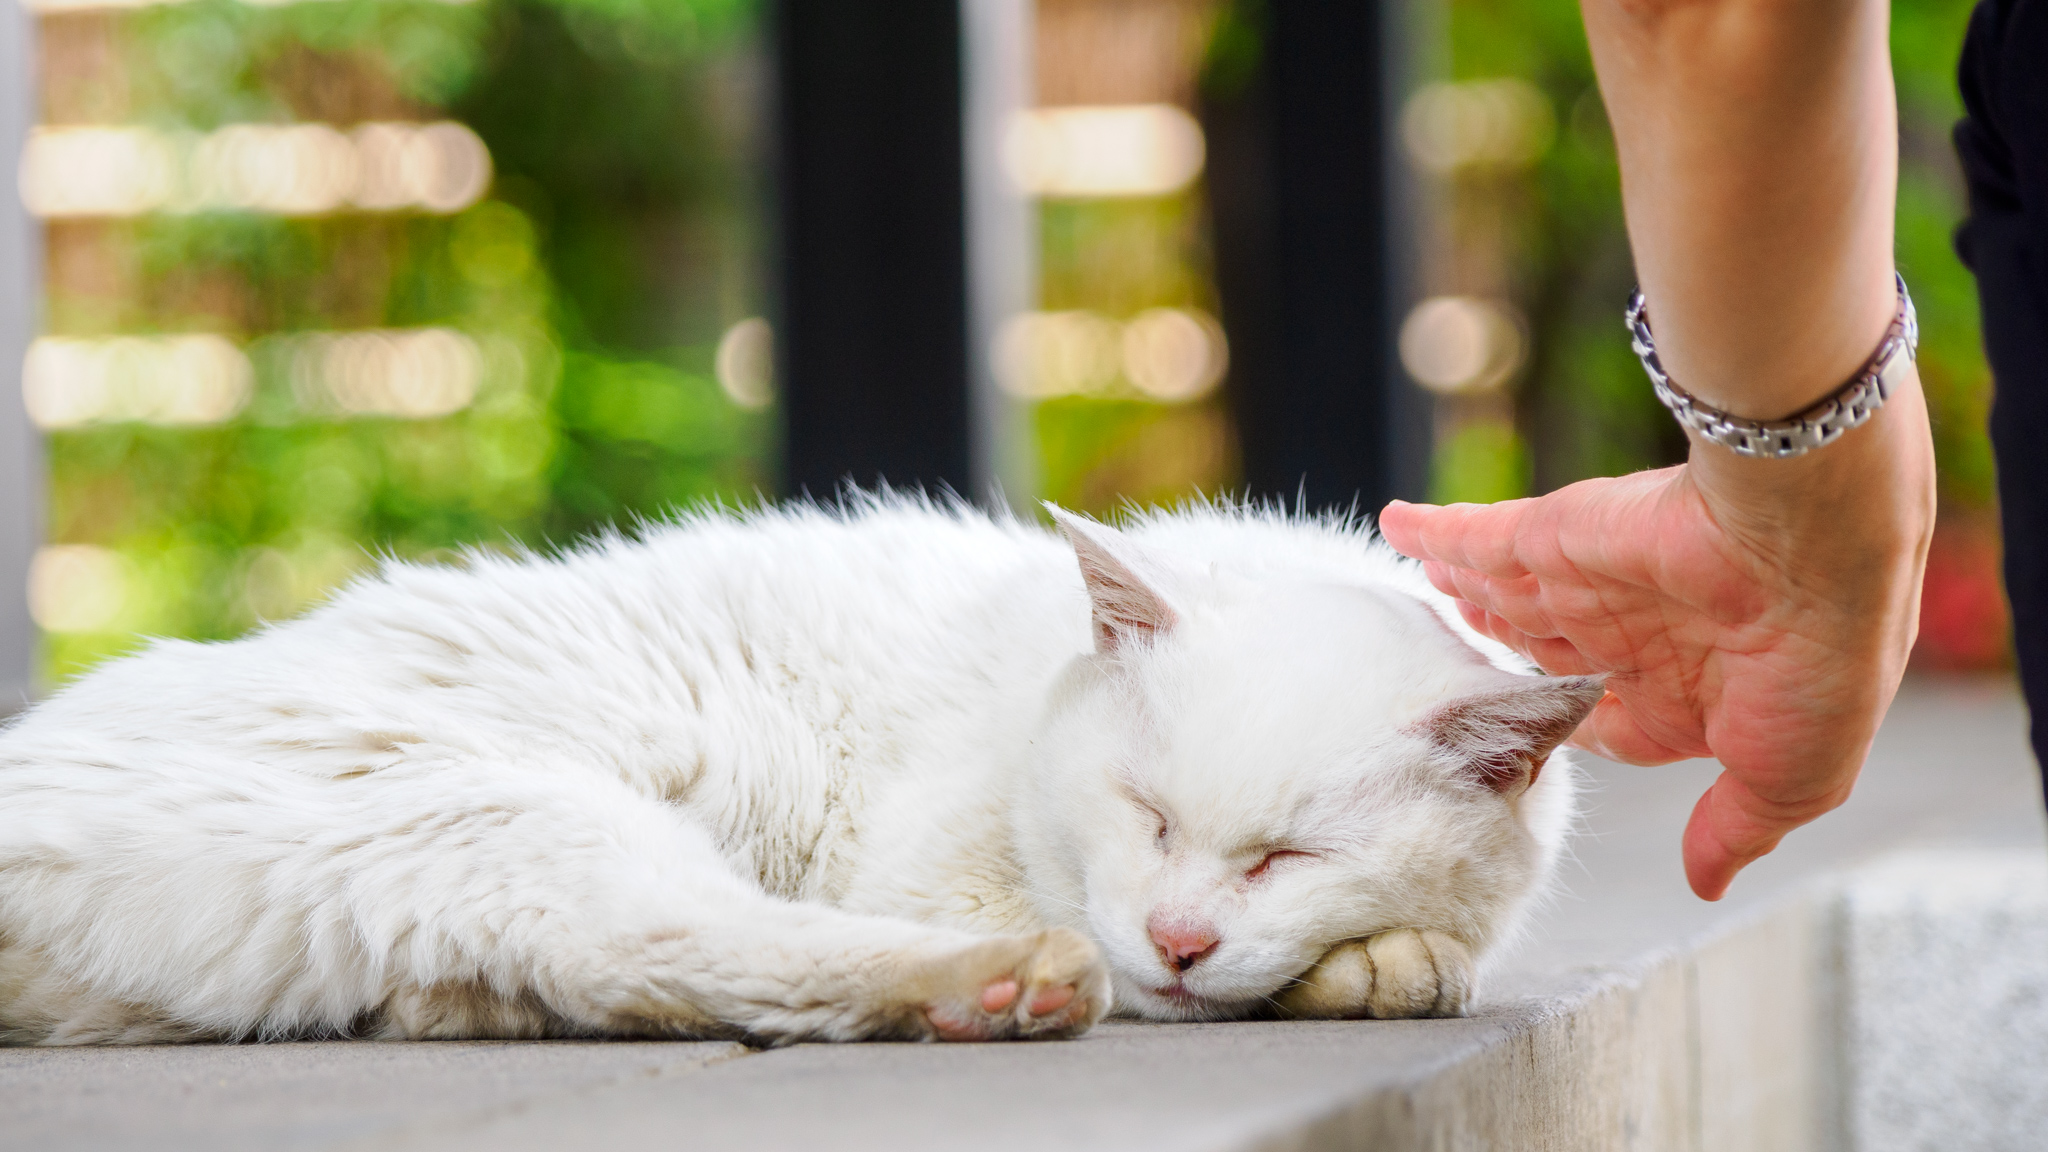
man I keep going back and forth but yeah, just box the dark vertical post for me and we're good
[1203,0,1427,514]
[773,0,974,497]
[0,5,38,704]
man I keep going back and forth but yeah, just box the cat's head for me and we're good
[1012,508,1602,1021]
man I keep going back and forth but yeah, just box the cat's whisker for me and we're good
[1023,887,1090,915]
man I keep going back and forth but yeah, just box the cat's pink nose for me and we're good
[1147,913,1220,972]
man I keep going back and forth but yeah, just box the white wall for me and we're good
[0,5,39,705]
[959,0,1036,512]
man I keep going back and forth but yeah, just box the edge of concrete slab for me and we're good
[1258,844,2047,1152]
[1246,879,1831,1152]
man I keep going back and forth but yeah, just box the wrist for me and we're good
[1655,266,1905,422]
[1684,368,1937,602]
[1631,272,1916,458]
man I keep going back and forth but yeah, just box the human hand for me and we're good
[1380,385,1936,900]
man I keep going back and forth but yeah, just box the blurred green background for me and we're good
[33,0,771,679]
[24,0,2003,683]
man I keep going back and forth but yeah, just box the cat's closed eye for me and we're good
[1117,782,1171,847]
[1245,849,1316,881]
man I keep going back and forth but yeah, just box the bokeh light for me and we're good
[345,123,494,214]
[714,318,775,411]
[18,128,180,218]
[998,311,1123,398]
[1120,307,1226,402]
[24,334,254,428]
[1399,296,1528,394]
[1401,79,1556,175]
[997,307,1225,402]
[287,329,485,419]
[27,545,127,634]
[1003,105,1206,199]
[21,122,491,219]
[21,0,476,10]
[21,0,168,13]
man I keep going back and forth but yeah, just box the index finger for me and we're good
[1378,498,1534,578]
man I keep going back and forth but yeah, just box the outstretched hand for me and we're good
[1380,392,1935,899]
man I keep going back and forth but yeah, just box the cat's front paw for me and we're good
[917,928,1109,1042]
[1274,928,1474,1020]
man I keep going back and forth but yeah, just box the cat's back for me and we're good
[0,498,1085,791]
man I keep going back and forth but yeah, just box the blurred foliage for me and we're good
[39,0,770,682]
[1891,0,1995,511]
[1039,198,1212,317]
[1443,0,1678,496]
[1024,0,1238,519]
[1035,394,1235,515]
[1431,417,1529,505]
[32,0,2004,680]
[1030,194,1236,517]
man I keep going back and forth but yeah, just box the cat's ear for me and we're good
[1045,505,1179,655]
[1414,675,1607,797]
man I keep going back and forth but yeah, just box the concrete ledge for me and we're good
[2,679,2042,1152]
[1844,847,2048,1151]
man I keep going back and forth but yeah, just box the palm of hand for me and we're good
[1380,464,1920,900]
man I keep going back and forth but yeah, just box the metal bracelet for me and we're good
[1626,273,1919,460]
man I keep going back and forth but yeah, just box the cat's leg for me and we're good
[1271,929,1474,1019]
[350,765,1109,1044]
[1,752,1105,1046]
[527,897,1110,1044]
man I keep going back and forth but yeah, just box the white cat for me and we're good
[0,497,1599,1046]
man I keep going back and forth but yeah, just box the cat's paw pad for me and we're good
[919,928,1108,1042]
[1274,928,1473,1020]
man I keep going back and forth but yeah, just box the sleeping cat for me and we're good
[0,498,1600,1046]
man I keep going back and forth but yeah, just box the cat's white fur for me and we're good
[0,497,1599,1046]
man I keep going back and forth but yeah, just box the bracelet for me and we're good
[1625,273,1918,459]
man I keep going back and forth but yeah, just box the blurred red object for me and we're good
[1913,518,2012,672]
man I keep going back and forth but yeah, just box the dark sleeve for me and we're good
[1954,0,2033,271]
[1954,0,2048,775]
[1956,0,2019,259]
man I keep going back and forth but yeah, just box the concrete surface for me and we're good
[1843,848,2048,1151]
[0,1040,748,1151]
[2,677,2042,1151]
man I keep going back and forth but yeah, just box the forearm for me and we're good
[1582,0,1901,418]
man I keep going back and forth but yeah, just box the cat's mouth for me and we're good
[1130,978,1240,1020]
[1110,954,1275,1020]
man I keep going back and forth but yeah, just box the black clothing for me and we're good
[1957,0,2048,784]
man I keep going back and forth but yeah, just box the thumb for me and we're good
[1680,772,1789,901]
